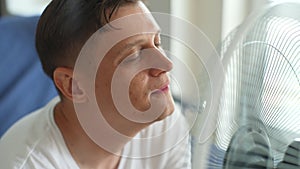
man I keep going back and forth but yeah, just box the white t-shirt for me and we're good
[0,97,191,169]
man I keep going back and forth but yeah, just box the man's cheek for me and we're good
[129,90,148,111]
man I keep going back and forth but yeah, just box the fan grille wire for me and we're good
[211,3,300,168]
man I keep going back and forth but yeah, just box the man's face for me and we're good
[95,2,174,126]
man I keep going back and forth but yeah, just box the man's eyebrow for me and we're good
[113,38,145,64]
[123,38,146,51]
[113,31,161,65]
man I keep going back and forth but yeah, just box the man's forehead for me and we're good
[108,1,161,33]
[79,2,161,65]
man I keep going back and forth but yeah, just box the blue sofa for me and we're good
[0,16,57,137]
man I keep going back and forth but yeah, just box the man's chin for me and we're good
[155,94,176,121]
[155,104,175,122]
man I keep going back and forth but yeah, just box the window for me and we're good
[5,0,50,16]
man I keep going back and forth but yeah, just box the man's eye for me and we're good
[156,44,164,52]
[123,51,142,63]
[155,42,162,47]
[155,43,164,51]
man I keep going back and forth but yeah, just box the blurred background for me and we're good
[1,0,299,169]
[0,0,272,46]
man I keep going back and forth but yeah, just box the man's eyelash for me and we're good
[155,43,162,47]
[122,50,142,63]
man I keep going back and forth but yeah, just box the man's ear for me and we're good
[53,67,87,103]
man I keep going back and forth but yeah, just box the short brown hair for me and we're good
[36,0,139,79]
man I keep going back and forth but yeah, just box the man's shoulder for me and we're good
[0,97,65,169]
[1,97,59,141]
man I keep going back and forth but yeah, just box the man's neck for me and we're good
[54,101,122,169]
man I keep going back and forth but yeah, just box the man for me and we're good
[0,0,191,168]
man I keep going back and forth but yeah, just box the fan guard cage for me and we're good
[206,1,300,169]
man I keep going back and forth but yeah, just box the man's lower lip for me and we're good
[152,86,169,94]
[160,86,169,92]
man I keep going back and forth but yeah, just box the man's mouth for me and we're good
[159,84,169,92]
[152,83,170,94]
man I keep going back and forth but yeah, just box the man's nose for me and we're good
[147,48,173,77]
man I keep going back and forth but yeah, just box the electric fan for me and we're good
[200,1,300,169]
